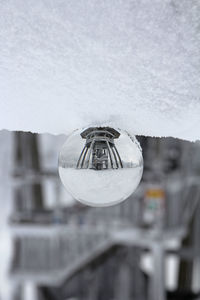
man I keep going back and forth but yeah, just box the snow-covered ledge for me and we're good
[0,0,199,141]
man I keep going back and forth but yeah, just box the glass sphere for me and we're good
[58,127,143,207]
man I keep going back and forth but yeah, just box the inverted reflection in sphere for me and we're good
[59,127,143,207]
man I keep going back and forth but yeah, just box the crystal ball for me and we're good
[58,127,143,207]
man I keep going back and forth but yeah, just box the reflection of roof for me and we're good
[80,127,120,139]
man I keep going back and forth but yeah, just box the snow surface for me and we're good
[59,167,143,207]
[0,0,200,140]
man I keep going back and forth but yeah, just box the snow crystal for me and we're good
[0,0,199,140]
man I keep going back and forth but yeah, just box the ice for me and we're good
[0,0,200,141]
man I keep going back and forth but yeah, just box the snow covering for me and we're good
[0,0,200,141]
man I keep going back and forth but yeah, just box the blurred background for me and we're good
[0,130,200,300]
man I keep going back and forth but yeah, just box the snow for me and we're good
[0,0,200,141]
[59,167,143,207]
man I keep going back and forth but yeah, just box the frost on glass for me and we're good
[59,127,143,207]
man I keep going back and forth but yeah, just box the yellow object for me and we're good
[145,188,165,199]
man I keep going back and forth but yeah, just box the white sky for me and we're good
[0,0,199,141]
